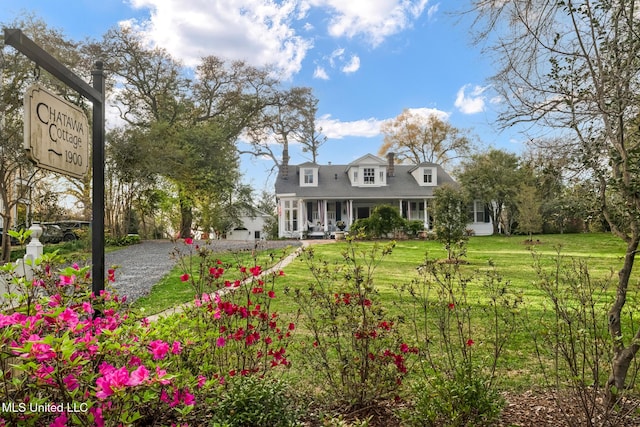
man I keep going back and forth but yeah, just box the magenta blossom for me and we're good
[149,340,170,360]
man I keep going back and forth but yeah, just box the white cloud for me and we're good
[310,0,430,46]
[317,114,385,139]
[314,66,330,80]
[128,0,313,79]
[341,55,360,73]
[454,84,489,114]
[427,3,439,20]
[404,107,450,121]
[122,0,429,80]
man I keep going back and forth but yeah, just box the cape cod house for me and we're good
[275,153,492,239]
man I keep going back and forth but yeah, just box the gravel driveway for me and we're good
[107,239,302,303]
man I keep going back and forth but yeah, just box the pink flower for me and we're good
[183,388,195,405]
[216,336,226,347]
[63,374,79,391]
[180,273,190,282]
[249,266,262,277]
[107,269,116,283]
[30,342,56,362]
[149,340,170,360]
[197,375,207,388]
[89,407,104,427]
[96,365,129,399]
[49,413,68,427]
[184,237,193,245]
[171,341,182,355]
[82,302,94,314]
[128,365,150,386]
[155,366,171,385]
[59,308,79,330]
[59,275,75,285]
[400,343,409,353]
[268,290,276,298]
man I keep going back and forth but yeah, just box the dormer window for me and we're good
[423,169,433,184]
[363,168,375,184]
[300,167,318,187]
[304,169,314,184]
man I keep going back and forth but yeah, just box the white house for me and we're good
[275,153,492,238]
[225,212,269,241]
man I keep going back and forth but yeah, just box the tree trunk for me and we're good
[179,192,193,239]
[606,235,640,407]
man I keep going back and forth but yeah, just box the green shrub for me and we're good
[402,371,503,427]
[211,376,301,427]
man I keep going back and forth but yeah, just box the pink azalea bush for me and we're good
[0,241,296,426]
[151,240,295,390]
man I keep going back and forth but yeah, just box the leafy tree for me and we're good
[515,183,542,241]
[95,27,275,237]
[470,0,640,403]
[0,15,83,262]
[457,149,521,235]
[379,109,472,167]
[433,185,470,261]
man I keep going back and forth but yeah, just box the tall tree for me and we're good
[470,0,640,403]
[457,149,521,235]
[0,15,83,262]
[379,109,472,167]
[433,184,470,260]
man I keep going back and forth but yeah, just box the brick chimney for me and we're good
[386,152,395,177]
[281,147,290,179]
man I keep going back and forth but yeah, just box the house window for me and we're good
[283,200,298,232]
[379,171,384,182]
[363,168,375,184]
[353,171,358,183]
[423,169,433,184]
[303,169,314,184]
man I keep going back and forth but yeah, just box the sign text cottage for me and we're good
[24,84,90,179]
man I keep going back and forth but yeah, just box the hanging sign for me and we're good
[24,84,90,179]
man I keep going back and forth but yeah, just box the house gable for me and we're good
[409,163,438,187]
[346,154,388,187]
[299,162,319,187]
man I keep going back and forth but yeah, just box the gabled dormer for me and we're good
[345,154,388,187]
[410,163,438,187]
[299,162,319,187]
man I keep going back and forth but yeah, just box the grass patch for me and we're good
[132,233,638,391]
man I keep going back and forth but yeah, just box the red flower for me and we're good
[180,273,190,282]
[184,237,193,245]
[448,303,455,310]
[107,269,116,282]
[466,339,475,347]
[288,322,295,331]
[400,343,409,353]
[268,290,276,298]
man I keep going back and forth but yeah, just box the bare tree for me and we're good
[379,109,472,166]
[470,0,640,405]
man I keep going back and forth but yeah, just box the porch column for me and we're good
[398,200,403,218]
[347,200,353,225]
[299,199,305,233]
[323,200,328,232]
[424,199,430,229]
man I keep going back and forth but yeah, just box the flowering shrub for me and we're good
[0,255,197,426]
[147,239,297,418]
[395,257,517,426]
[292,239,415,410]
[0,239,297,426]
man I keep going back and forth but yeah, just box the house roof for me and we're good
[275,160,457,199]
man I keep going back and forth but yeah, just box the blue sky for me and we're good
[0,0,524,192]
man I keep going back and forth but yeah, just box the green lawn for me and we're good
[133,233,639,390]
